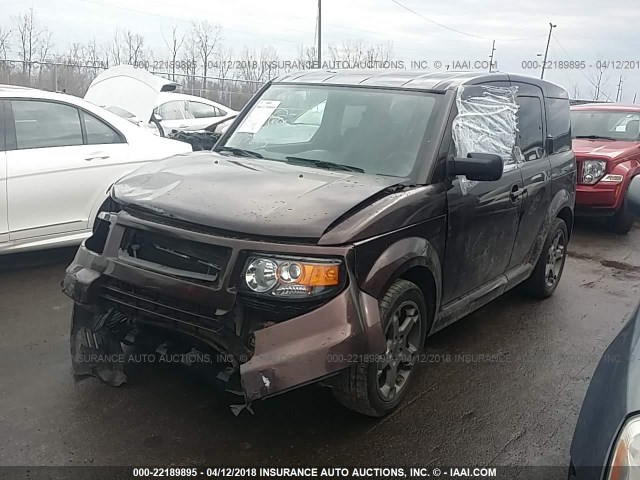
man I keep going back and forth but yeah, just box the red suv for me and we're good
[571,104,640,233]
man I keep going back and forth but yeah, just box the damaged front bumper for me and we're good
[62,210,385,403]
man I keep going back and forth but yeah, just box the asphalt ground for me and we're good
[0,219,639,477]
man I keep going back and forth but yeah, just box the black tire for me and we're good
[523,217,569,298]
[606,192,634,234]
[332,279,429,417]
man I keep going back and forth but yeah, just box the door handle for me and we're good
[510,184,527,202]
[84,153,110,161]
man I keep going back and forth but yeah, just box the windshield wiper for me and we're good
[574,135,618,141]
[285,156,365,173]
[217,146,263,158]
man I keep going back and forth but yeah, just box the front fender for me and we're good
[358,236,442,311]
[611,159,640,209]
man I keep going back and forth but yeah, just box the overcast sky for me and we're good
[2,0,640,101]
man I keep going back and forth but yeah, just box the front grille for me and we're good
[99,278,222,331]
[98,278,252,360]
[119,228,231,285]
[241,295,326,321]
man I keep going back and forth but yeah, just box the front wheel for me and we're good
[332,279,429,417]
[607,192,634,234]
[523,217,568,298]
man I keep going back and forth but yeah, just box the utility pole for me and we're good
[317,0,322,69]
[634,93,637,104]
[616,76,623,102]
[540,22,556,79]
[489,40,496,72]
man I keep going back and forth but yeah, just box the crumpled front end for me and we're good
[62,207,385,405]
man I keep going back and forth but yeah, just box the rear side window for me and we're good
[189,101,221,118]
[546,98,571,153]
[157,101,189,121]
[515,96,544,161]
[83,112,123,145]
[12,100,83,149]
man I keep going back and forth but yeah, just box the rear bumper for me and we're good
[575,182,625,216]
[62,211,385,402]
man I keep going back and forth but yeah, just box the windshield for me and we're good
[220,84,443,178]
[571,110,640,142]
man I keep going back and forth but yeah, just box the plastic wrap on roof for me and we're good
[453,84,520,168]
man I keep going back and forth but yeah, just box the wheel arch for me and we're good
[359,236,442,315]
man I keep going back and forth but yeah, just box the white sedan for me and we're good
[0,85,192,254]
[154,92,237,133]
[84,65,237,135]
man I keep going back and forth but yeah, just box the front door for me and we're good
[441,82,525,305]
[441,166,525,304]
[6,99,129,240]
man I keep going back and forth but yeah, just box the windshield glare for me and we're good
[222,84,442,178]
[571,110,640,142]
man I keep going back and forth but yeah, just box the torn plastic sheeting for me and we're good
[453,84,519,166]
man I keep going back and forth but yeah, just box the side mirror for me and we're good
[628,176,640,216]
[154,114,163,122]
[449,153,504,182]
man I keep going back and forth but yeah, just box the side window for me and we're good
[12,100,83,149]
[545,98,571,154]
[82,112,123,145]
[189,101,219,119]
[515,96,544,161]
[158,101,188,121]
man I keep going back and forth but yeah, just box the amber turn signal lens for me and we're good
[296,264,339,286]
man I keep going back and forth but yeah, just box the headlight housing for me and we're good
[243,255,342,299]
[607,415,640,479]
[582,160,607,185]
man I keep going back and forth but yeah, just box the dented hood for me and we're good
[84,65,178,123]
[112,152,399,239]
[572,138,639,161]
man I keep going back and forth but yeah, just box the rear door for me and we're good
[156,100,191,131]
[0,100,8,245]
[6,98,129,240]
[507,83,553,269]
[185,100,226,130]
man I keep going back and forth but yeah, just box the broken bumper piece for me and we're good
[63,243,385,403]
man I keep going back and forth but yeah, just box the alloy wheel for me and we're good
[545,229,566,288]
[377,300,422,401]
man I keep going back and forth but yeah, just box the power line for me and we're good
[552,35,615,102]
[389,0,548,41]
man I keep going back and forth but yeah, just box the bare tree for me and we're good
[192,21,221,89]
[162,25,184,81]
[108,29,147,66]
[589,58,612,101]
[15,8,50,84]
[181,31,199,92]
[123,30,146,65]
[570,83,582,100]
[0,27,10,60]
[296,44,317,69]
[328,40,394,68]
